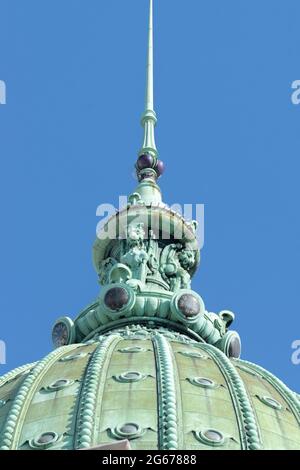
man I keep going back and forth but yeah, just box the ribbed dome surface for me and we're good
[1,327,299,450]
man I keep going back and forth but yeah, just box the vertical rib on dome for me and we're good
[75,335,121,449]
[237,359,300,426]
[0,362,37,389]
[197,344,262,450]
[152,333,179,450]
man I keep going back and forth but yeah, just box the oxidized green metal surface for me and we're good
[0,0,299,451]
[0,328,299,450]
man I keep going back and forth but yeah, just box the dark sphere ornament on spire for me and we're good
[135,152,165,182]
[137,153,154,170]
[155,159,165,177]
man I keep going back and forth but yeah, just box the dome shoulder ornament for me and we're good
[170,289,205,326]
[52,317,76,348]
[98,283,136,320]
[215,331,242,359]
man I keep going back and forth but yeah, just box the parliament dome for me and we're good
[0,326,300,450]
[1,0,299,451]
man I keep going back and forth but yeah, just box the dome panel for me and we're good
[236,360,300,450]
[172,342,241,448]
[95,337,158,450]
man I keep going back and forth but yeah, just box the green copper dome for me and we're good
[1,0,299,451]
[0,329,300,450]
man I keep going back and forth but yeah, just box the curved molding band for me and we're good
[197,345,262,450]
[83,317,204,343]
[236,359,300,426]
[0,362,37,389]
[0,345,78,450]
[75,334,121,449]
[152,333,179,450]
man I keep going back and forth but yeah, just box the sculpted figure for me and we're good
[121,223,148,282]
[147,230,159,275]
[98,257,117,285]
[160,244,195,291]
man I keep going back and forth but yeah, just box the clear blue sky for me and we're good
[0,0,299,392]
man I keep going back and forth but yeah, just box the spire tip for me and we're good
[135,0,165,185]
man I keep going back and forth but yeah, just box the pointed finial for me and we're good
[145,0,155,122]
[136,0,165,183]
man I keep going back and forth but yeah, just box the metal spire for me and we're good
[145,0,154,114]
[140,0,157,157]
